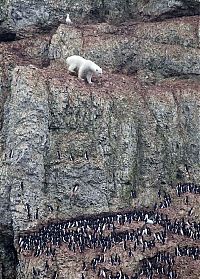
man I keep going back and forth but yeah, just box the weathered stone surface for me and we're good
[0,225,17,279]
[4,63,200,279]
[49,17,200,77]
[0,0,199,35]
[2,64,200,232]
[137,0,200,18]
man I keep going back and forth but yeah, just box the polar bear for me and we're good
[66,55,102,84]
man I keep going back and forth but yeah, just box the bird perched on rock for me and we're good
[66,13,72,24]
[144,214,154,224]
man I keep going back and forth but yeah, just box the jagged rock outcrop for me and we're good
[49,17,200,77]
[0,0,200,37]
[0,0,200,278]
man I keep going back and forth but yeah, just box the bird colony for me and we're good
[18,183,200,279]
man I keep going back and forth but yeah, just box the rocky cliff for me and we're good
[0,0,200,278]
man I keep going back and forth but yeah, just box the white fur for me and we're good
[66,55,102,84]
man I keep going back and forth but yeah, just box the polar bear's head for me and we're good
[94,65,102,75]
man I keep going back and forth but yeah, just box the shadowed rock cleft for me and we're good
[0,32,17,42]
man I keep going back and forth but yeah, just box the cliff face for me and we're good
[0,0,200,36]
[0,0,200,278]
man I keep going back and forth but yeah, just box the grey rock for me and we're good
[49,18,200,77]
[0,0,199,35]
[2,62,199,278]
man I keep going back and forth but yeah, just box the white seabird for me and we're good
[66,13,72,24]
[144,214,154,224]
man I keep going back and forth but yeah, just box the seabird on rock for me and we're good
[188,207,194,216]
[69,153,74,161]
[33,267,37,276]
[144,214,154,224]
[131,190,137,198]
[66,13,72,24]
[72,184,79,193]
[84,151,89,160]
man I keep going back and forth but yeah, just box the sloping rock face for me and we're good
[0,0,200,36]
[0,0,200,278]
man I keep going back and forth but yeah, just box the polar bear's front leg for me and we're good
[86,72,92,84]
[78,66,85,81]
[68,63,77,74]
